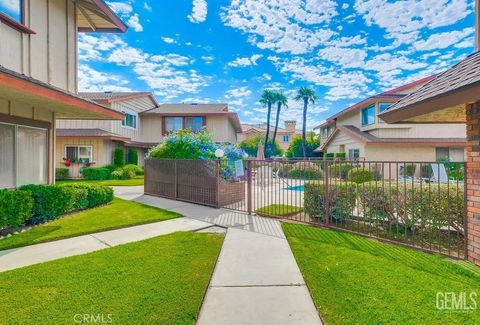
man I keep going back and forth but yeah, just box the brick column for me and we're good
[466,102,480,266]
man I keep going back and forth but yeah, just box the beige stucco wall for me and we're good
[0,0,77,93]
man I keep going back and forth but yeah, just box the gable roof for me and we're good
[79,92,159,107]
[141,103,242,132]
[318,125,465,151]
[77,0,128,33]
[380,51,480,123]
[315,75,437,130]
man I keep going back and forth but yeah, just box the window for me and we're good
[283,135,290,142]
[361,105,375,126]
[164,116,206,134]
[436,147,465,162]
[65,145,93,163]
[122,112,137,129]
[348,149,360,160]
[0,123,48,188]
[322,126,331,138]
[378,102,392,113]
[0,0,22,22]
[185,116,205,132]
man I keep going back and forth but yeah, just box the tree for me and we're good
[286,133,321,158]
[259,89,277,158]
[271,92,288,156]
[294,87,317,157]
[240,133,283,158]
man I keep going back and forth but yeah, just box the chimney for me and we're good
[477,0,480,51]
[284,120,296,133]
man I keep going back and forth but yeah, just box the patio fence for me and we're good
[145,158,467,259]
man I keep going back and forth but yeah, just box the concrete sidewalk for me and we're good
[0,217,211,272]
[197,228,322,325]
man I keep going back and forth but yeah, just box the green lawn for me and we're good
[256,204,303,218]
[56,176,144,186]
[0,232,223,324]
[283,223,480,325]
[0,198,180,251]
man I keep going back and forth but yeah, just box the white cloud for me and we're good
[414,27,474,51]
[78,65,133,92]
[188,0,207,23]
[106,1,133,15]
[161,37,177,44]
[221,0,338,54]
[228,54,263,67]
[354,0,471,47]
[127,13,143,32]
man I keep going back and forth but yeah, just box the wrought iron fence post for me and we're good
[247,159,253,214]
[216,159,220,208]
[174,159,178,200]
[324,159,330,225]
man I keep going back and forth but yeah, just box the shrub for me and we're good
[325,152,335,160]
[347,167,375,184]
[55,168,69,180]
[127,149,139,165]
[335,152,346,160]
[329,163,353,180]
[19,185,72,223]
[82,167,111,180]
[304,182,357,222]
[289,162,323,180]
[114,148,125,167]
[286,133,321,158]
[240,133,282,158]
[0,190,33,230]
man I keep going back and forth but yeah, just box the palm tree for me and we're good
[259,89,276,158]
[294,87,317,157]
[271,92,288,155]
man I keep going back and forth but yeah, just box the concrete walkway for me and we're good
[0,217,211,272]
[130,193,322,325]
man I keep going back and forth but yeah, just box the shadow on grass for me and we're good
[283,223,480,284]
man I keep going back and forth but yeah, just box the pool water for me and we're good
[285,185,305,192]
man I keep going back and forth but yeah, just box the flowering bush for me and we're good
[147,130,246,181]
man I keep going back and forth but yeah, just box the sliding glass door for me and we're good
[0,122,48,188]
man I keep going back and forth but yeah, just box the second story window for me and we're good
[361,105,375,126]
[378,102,392,113]
[0,0,22,22]
[164,116,206,134]
[283,135,290,142]
[122,112,137,129]
[185,116,205,132]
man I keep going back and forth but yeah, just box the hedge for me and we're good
[55,168,69,180]
[304,180,465,236]
[82,167,111,180]
[0,184,113,230]
[304,182,357,222]
[347,167,375,184]
[0,190,34,229]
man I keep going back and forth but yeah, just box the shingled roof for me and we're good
[380,51,480,123]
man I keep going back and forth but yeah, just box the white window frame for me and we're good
[121,109,138,129]
[64,145,93,163]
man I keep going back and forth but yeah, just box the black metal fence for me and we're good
[144,158,467,259]
[249,159,466,259]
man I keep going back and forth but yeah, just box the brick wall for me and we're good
[466,102,480,266]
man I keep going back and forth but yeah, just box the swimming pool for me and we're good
[285,185,305,192]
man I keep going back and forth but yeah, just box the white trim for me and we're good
[64,144,93,162]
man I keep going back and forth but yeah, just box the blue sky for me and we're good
[78,0,476,129]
